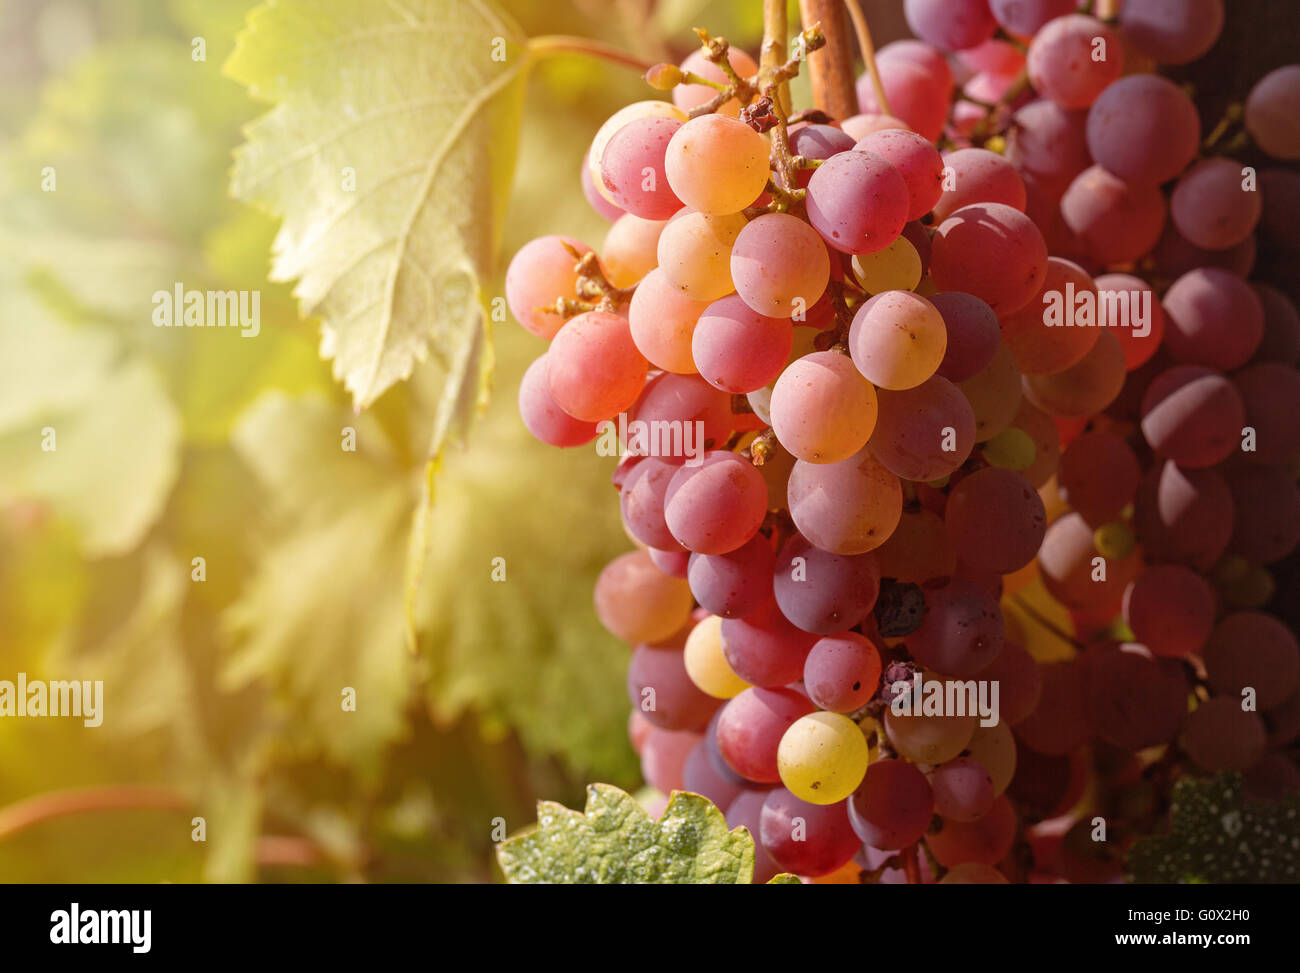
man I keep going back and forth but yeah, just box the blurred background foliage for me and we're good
[0,0,915,883]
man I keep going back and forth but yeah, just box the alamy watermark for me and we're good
[889,671,1000,727]
[595,414,707,466]
[152,283,260,337]
[0,673,103,727]
[1043,283,1153,339]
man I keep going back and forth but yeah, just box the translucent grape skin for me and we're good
[932,148,1027,224]
[931,292,1000,382]
[1162,268,1264,371]
[903,0,996,53]
[504,235,590,339]
[588,101,688,203]
[1122,565,1216,658]
[627,268,708,374]
[721,599,818,688]
[1203,612,1300,712]
[682,740,746,811]
[692,295,792,394]
[725,789,782,883]
[602,213,666,288]
[787,447,903,555]
[1170,157,1262,251]
[869,375,976,482]
[999,257,1099,376]
[1181,696,1267,772]
[806,151,910,255]
[1085,74,1201,187]
[687,534,775,619]
[663,450,767,555]
[851,237,923,294]
[649,547,690,578]
[977,639,1042,725]
[957,341,1024,441]
[770,351,879,464]
[945,468,1047,575]
[778,712,870,804]
[1005,398,1060,489]
[656,210,747,302]
[853,129,945,221]
[594,550,694,644]
[772,533,881,635]
[684,614,750,699]
[548,311,647,422]
[789,124,856,190]
[518,353,598,447]
[804,633,882,713]
[930,756,995,823]
[730,213,830,319]
[931,203,1049,318]
[1225,466,1300,564]
[1060,165,1167,265]
[1120,0,1224,65]
[716,687,816,782]
[885,703,978,766]
[909,577,1006,677]
[665,114,769,217]
[1094,273,1166,371]
[630,372,733,462]
[927,795,1017,867]
[1026,15,1123,109]
[1140,365,1245,468]
[760,787,861,876]
[1014,660,1091,756]
[600,115,684,220]
[848,290,948,391]
[620,456,685,551]
[582,148,625,222]
[1038,510,1140,612]
[1023,330,1127,419]
[1245,65,1300,160]
[1057,430,1140,527]
[627,641,718,731]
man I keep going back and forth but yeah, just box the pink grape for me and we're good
[721,600,818,688]
[789,124,855,189]
[770,351,879,464]
[504,235,590,339]
[989,0,1077,37]
[620,456,685,552]
[664,450,767,554]
[856,60,949,142]
[1133,459,1234,571]
[787,447,903,555]
[1095,273,1166,370]
[903,0,996,53]
[1006,99,1090,192]
[804,633,882,713]
[692,295,792,394]
[628,268,708,374]
[931,292,1000,381]
[548,311,647,421]
[600,115,684,220]
[868,376,976,482]
[1162,267,1264,370]
[1246,65,1300,160]
[1170,157,1262,251]
[581,149,625,221]
[1060,165,1168,265]
[946,468,1046,576]
[1140,365,1245,468]
[1224,466,1300,565]
[910,577,1005,677]
[877,39,954,96]
[672,47,760,117]
[1026,15,1123,109]
[518,352,598,447]
[1085,74,1200,187]
[772,533,881,635]
[639,727,701,794]
[849,290,947,391]
[848,760,934,850]
[627,641,718,732]
[854,129,945,221]
[1123,565,1216,658]
[932,148,1027,224]
[1233,362,1300,466]
[930,757,995,823]
[1121,0,1225,65]
[1022,330,1127,418]
[806,151,909,255]
[931,203,1049,318]
[630,372,733,461]
[716,688,815,783]
[688,533,776,619]
[999,257,1100,376]
[1250,283,1300,365]
[1058,430,1140,527]
[1151,221,1256,281]
[594,550,694,644]
[1182,697,1266,772]
[730,213,830,318]
[760,788,860,877]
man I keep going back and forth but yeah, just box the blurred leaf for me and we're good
[1128,773,1300,883]
[224,392,418,769]
[497,783,756,884]
[225,0,529,439]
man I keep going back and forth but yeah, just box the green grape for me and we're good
[777,712,870,805]
[1094,521,1136,560]
[851,235,923,294]
[982,426,1037,472]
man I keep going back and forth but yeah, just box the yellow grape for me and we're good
[683,615,749,699]
[851,235,923,294]
[602,214,668,287]
[664,114,771,216]
[884,707,977,765]
[778,712,871,804]
[657,211,747,301]
[963,721,1016,796]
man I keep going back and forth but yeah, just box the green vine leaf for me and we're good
[225,0,529,436]
[1127,773,1300,883]
[498,784,779,884]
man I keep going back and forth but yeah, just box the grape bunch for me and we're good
[508,0,1300,884]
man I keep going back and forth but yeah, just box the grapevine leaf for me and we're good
[1127,773,1300,883]
[225,0,529,443]
[767,873,803,884]
[497,784,757,884]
